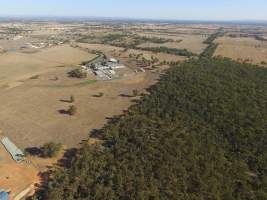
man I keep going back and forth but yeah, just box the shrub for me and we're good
[68,105,77,116]
[132,89,139,97]
[41,142,62,158]
[70,95,75,103]
[68,69,87,78]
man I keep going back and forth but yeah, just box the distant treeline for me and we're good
[138,46,195,57]
[77,33,174,49]
[201,29,224,57]
[200,43,218,57]
[203,30,224,44]
[34,58,267,200]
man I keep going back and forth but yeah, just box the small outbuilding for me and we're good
[109,58,118,63]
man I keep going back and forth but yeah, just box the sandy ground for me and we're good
[0,45,96,89]
[214,36,267,65]
[0,144,38,198]
[0,140,63,199]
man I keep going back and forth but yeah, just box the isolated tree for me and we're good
[70,95,75,103]
[132,89,139,97]
[41,142,62,158]
[68,105,77,116]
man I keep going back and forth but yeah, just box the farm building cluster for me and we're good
[81,56,126,80]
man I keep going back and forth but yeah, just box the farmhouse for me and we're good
[83,56,126,80]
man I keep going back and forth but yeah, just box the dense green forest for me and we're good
[36,58,267,200]
[200,43,218,57]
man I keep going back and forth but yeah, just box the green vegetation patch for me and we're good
[75,80,97,86]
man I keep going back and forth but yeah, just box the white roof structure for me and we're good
[109,58,118,63]
[1,137,24,162]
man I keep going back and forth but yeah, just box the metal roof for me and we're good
[1,137,24,162]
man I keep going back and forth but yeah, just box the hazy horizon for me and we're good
[0,0,267,21]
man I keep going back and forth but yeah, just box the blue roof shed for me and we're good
[0,191,8,200]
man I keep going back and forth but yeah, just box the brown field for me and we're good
[0,45,96,89]
[0,144,38,198]
[137,33,208,54]
[125,48,187,62]
[0,65,160,149]
[77,43,187,63]
[214,36,267,65]
[0,38,167,197]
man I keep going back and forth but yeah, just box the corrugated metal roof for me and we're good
[1,137,24,162]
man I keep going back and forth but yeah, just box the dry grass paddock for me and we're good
[214,36,267,65]
[0,44,96,89]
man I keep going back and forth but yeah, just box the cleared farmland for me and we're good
[0,45,96,89]
[137,33,208,54]
[214,36,267,65]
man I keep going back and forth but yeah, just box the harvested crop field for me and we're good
[214,36,267,65]
[0,45,96,89]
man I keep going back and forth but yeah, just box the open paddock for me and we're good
[0,45,96,89]
[125,48,187,63]
[214,36,267,65]
[136,33,208,54]
[77,43,186,63]
[0,65,160,149]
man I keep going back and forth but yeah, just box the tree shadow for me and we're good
[25,147,42,156]
[92,94,103,98]
[119,94,133,98]
[60,99,72,103]
[58,109,69,115]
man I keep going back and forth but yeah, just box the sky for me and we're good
[0,0,266,21]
